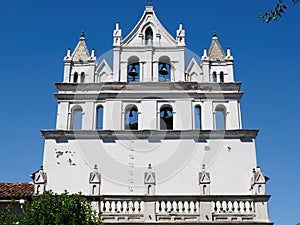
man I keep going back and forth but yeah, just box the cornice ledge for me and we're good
[55,82,242,92]
[41,129,258,140]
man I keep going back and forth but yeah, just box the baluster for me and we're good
[239,201,244,212]
[232,201,237,212]
[245,201,250,212]
[227,201,233,212]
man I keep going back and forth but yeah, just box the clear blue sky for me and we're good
[0,0,299,224]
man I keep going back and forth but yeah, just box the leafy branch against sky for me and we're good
[259,0,299,23]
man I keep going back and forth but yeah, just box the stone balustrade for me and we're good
[89,195,272,224]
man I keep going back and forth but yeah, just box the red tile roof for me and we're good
[0,182,34,199]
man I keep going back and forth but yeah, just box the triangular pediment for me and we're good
[186,58,201,74]
[96,59,112,75]
[208,36,226,61]
[72,37,90,62]
[96,59,113,82]
[122,6,176,46]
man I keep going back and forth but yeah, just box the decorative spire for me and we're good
[208,32,226,61]
[81,31,85,38]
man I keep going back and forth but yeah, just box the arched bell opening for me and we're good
[215,104,226,130]
[158,56,171,81]
[127,56,140,82]
[145,27,153,45]
[125,105,138,130]
[160,105,173,130]
[71,106,83,130]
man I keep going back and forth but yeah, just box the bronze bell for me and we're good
[159,63,169,76]
[128,65,139,78]
[129,110,133,117]
[163,109,170,119]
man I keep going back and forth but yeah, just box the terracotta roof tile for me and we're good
[0,182,34,199]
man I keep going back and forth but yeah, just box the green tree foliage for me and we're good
[0,201,20,225]
[259,0,299,23]
[0,191,103,225]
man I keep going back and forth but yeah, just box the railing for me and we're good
[95,195,271,223]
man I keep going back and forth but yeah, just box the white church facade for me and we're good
[32,5,273,224]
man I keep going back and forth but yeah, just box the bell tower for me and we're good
[39,5,272,224]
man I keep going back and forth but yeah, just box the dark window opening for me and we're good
[220,71,224,83]
[97,106,103,130]
[145,27,153,45]
[194,106,201,130]
[212,72,217,83]
[81,72,85,83]
[160,106,173,130]
[74,72,78,83]
[215,106,226,130]
[125,106,138,130]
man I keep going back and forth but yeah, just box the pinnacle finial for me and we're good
[213,31,217,37]
[81,31,85,38]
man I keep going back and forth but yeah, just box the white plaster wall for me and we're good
[141,101,157,130]
[209,63,234,83]
[104,101,122,130]
[175,100,192,130]
[56,102,69,129]
[43,138,257,195]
